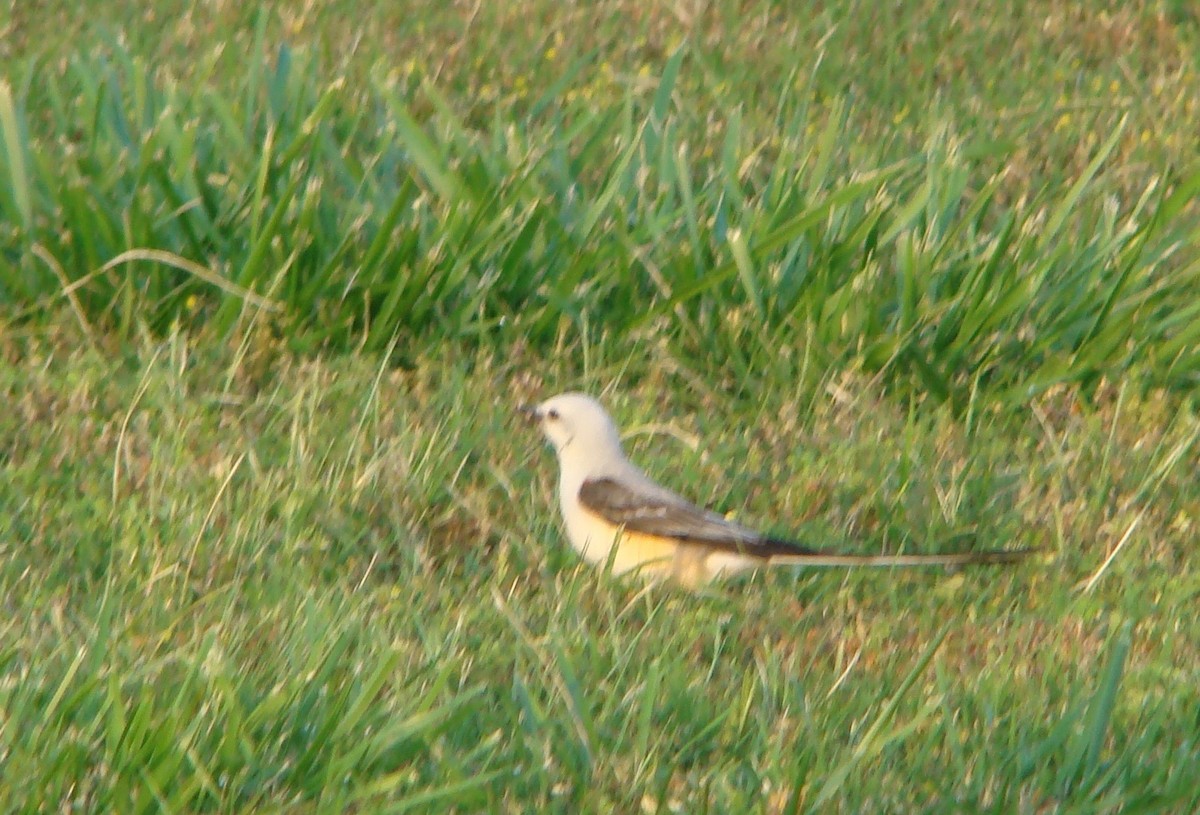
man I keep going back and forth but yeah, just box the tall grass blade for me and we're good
[808,625,950,811]
[380,88,462,202]
[0,81,31,230]
[1057,620,1134,798]
[1042,115,1127,243]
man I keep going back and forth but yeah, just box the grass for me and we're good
[1,3,1199,401]
[1,331,1197,811]
[1,0,1199,811]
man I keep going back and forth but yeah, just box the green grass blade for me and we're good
[0,80,31,230]
[380,87,462,202]
[1042,114,1128,243]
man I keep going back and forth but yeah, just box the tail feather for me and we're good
[755,536,822,558]
[766,548,1041,568]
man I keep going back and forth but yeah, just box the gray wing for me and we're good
[577,476,814,557]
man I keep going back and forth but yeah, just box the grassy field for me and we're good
[2,1,1200,811]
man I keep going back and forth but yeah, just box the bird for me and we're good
[521,392,1038,588]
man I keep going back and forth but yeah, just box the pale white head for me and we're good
[521,392,624,460]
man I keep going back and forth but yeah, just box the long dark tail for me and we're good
[765,545,1041,568]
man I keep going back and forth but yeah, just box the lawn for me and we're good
[1,1,1199,811]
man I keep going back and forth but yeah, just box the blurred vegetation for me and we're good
[2,0,1198,405]
[2,3,1199,811]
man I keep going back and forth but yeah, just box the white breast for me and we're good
[558,471,614,564]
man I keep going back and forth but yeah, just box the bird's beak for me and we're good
[517,404,541,424]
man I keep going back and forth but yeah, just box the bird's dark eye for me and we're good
[547,409,559,420]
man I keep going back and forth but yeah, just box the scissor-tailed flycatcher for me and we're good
[522,392,1037,587]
